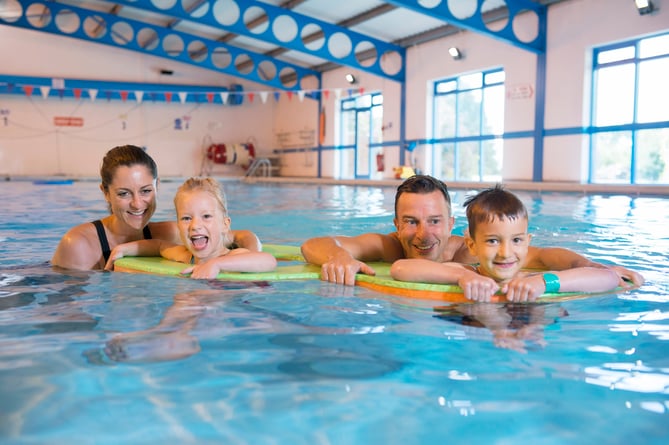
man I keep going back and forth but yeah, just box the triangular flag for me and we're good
[334,88,342,99]
[58,89,65,99]
[134,91,144,103]
[178,92,187,104]
[73,88,82,100]
[220,91,229,104]
[105,91,112,101]
[286,91,293,101]
[164,92,172,103]
[248,92,254,103]
[120,91,129,102]
[40,86,50,99]
[206,93,214,103]
[297,91,305,102]
[259,91,269,104]
[23,85,34,97]
[89,89,98,102]
[358,87,365,95]
[323,90,330,101]
[274,91,281,102]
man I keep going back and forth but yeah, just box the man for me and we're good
[300,175,645,287]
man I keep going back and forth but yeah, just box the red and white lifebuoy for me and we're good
[206,142,255,167]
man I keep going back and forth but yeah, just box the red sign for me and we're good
[506,84,534,100]
[54,117,84,127]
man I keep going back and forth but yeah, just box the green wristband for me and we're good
[542,273,560,293]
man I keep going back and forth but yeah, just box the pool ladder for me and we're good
[244,158,273,177]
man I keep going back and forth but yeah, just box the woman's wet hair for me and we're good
[463,184,528,239]
[395,175,451,217]
[100,145,158,192]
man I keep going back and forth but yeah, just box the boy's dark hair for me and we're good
[395,175,451,217]
[463,184,528,238]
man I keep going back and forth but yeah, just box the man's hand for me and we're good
[320,251,376,286]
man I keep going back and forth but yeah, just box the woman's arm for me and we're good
[105,239,176,270]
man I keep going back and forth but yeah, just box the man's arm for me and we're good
[301,233,403,286]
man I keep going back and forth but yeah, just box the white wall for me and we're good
[0,0,667,181]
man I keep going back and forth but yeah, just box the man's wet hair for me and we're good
[395,175,451,217]
[463,184,528,239]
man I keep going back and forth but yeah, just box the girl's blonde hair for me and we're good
[174,177,228,218]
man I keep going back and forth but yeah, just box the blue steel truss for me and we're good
[3,0,320,91]
[108,0,406,82]
[385,0,546,53]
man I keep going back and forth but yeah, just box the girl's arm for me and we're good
[184,249,278,279]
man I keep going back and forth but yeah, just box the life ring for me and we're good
[112,244,629,303]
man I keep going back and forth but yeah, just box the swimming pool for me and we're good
[1,179,667,444]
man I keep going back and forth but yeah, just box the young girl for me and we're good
[52,145,260,271]
[105,177,276,279]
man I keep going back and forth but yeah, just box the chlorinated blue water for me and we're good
[0,180,667,444]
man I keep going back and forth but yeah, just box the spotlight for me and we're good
[635,0,654,15]
[448,47,462,60]
[345,73,357,84]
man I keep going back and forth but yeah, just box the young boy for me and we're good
[391,184,623,302]
[105,177,276,279]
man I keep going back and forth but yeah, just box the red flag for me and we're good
[248,92,254,103]
[73,88,82,99]
[206,93,214,103]
[120,91,129,102]
[286,91,293,101]
[23,85,34,97]
[164,92,172,103]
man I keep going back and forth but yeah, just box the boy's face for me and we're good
[394,190,455,262]
[176,190,231,262]
[464,216,531,283]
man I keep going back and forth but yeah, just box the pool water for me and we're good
[0,180,667,444]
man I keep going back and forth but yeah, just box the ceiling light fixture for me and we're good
[345,73,357,84]
[635,0,654,15]
[448,47,462,60]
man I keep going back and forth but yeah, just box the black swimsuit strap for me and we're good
[92,220,111,263]
[143,224,152,240]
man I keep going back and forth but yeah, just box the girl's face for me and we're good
[102,165,157,233]
[465,216,531,283]
[175,190,231,262]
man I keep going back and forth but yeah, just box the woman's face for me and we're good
[102,165,157,232]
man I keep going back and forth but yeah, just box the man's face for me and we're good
[393,190,454,261]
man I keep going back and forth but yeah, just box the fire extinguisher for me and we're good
[376,152,385,172]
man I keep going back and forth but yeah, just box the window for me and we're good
[590,32,669,184]
[431,69,505,181]
[338,92,383,179]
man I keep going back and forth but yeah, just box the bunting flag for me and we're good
[8,80,366,105]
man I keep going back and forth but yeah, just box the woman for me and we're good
[52,145,260,270]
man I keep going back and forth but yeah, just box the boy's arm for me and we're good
[391,259,500,302]
[502,267,620,302]
[525,247,644,287]
[301,234,402,286]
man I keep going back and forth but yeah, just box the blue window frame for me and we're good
[590,32,669,184]
[431,68,505,181]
